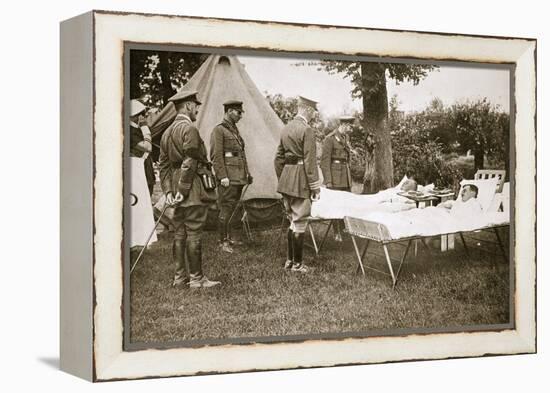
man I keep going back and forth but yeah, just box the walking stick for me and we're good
[228,184,251,240]
[130,202,169,274]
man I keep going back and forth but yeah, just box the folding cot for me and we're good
[342,176,510,287]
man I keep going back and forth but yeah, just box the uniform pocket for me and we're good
[331,163,348,187]
[224,156,245,181]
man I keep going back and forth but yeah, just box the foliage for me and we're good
[316,60,438,192]
[265,93,298,124]
[390,115,462,188]
[130,50,208,111]
[449,98,509,170]
[265,92,325,139]
[318,61,438,99]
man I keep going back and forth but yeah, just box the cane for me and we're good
[227,183,252,241]
[228,183,250,224]
[130,202,169,274]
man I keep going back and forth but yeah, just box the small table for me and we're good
[427,191,457,251]
[397,192,438,208]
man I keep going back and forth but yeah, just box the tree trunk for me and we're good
[158,51,175,106]
[473,141,484,171]
[360,62,394,194]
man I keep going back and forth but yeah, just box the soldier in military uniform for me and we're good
[210,100,252,253]
[320,115,354,241]
[159,90,221,289]
[274,96,321,273]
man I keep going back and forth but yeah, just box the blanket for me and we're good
[357,200,509,239]
[310,187,416,219]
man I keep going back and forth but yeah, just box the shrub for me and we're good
[391,115,462,188]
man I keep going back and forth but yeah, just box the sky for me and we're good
[238,54,510,118]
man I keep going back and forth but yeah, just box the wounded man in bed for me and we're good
[438,184,482,215]
[375,177,420,204]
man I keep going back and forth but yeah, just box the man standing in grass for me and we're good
[274,96,321,273]
[210,100,252,254]
[159,90,221,289]
[320,115,354,241]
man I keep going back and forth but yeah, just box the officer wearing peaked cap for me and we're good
[274,95,321,273]
[320,115,355,241]
[210,100,252,253]
[159,90,221,289]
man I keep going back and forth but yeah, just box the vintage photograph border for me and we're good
[122,42,517,351]
[91,11,535,381]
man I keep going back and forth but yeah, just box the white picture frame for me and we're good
[60,10,536,381]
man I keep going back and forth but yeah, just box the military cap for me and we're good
[298,95,319,111]
[168,90,202,105]
[339,115,355,124]
[130,99,146,117]
[223,100,244,112]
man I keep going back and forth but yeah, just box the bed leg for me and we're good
[382,244,397,288]
[317,220,333,255]
[459,232,470,262]
[493,227,508,264]
[356,240,370,274]
[351,235,366,276]
[420,238,432,256]
[395,240,412,280]
[308,224,319,256]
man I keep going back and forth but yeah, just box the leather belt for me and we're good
[284,159,304,165]
[332,159,347,164]
[224,151,240,158]
[284,156,304,165]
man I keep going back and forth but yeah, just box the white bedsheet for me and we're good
[355,206,509,240]
[311,187,415,219]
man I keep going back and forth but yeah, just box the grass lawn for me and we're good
[129,224,510,345]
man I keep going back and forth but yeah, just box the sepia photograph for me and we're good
[125,47,512,348]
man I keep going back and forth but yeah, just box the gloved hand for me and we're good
[220,177,230,187]
[310,188,321,202]
[167,192,184,206]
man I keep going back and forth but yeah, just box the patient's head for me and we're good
[401,178,418,192]
[461,184,478,202]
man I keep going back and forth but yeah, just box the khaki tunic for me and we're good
[320,131,352,189]
[274,116,321,199]
[209,120,250,185]
[159,114,212,207]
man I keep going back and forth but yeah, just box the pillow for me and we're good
[458,178,499,212]
[420,183,435,193]
[396,175,408,189]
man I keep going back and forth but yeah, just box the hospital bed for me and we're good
[304,177,422,256]
[343,176,510,287]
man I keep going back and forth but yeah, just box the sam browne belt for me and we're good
[284,156,304,165]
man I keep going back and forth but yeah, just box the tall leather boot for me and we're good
[172,239,189,287]
[218,218,233,253]
[187,239,221,288]
[284,228,294,269]
[291,232,309,273]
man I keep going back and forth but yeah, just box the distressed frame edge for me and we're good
[90,11,537,381]
[59,11,95,381]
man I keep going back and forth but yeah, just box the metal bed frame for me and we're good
[343,216,509,288]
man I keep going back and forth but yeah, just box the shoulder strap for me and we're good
[168,119,191,158]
